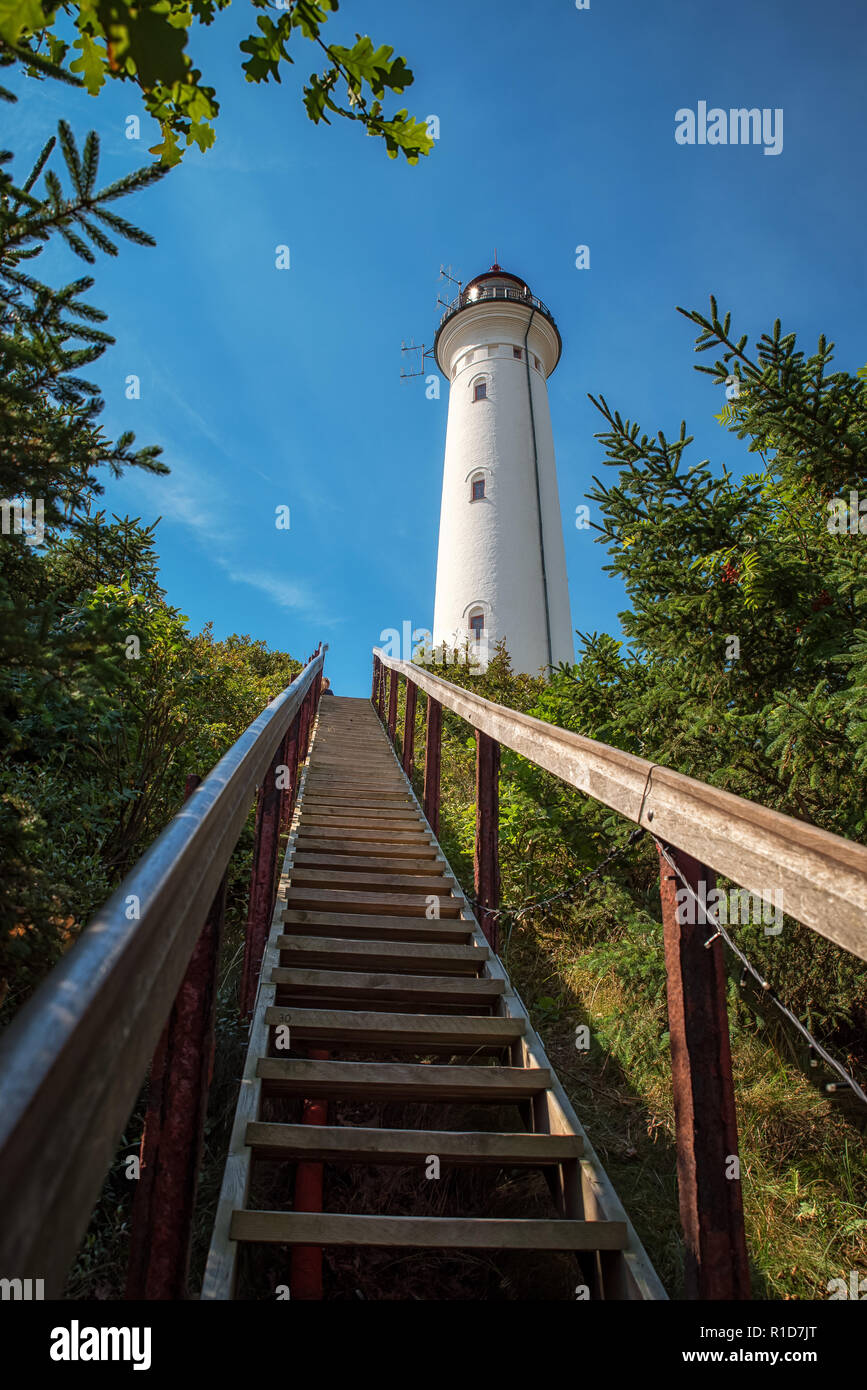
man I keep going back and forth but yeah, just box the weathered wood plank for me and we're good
[230,1211,627,1250]
[288,868,452,894]
[299,810,424,827]
[283,887,462,918]
[277,935,485,960]
[292,840,439,861]
[375,654,867,960]
[292,825,434,845]
[257,1058,551,1101]
[280,909,473,942]
[291,853,442,875]
[263,1006,522,1048]
[271,967,504,1003]
[302,797,416,811]
[245,1122,582,1163]
[276,936,486,973]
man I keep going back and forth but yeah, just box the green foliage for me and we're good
[0,0,434,165]
[0,504,301,1022]
[584,300,867,841]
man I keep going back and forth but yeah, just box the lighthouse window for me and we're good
[534,355,541,370]
[471,476,485,501]
[513,347,523,360]
[469,612,485,639]
[473,381,487,402]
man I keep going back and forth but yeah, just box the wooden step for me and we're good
[276,935,486,975]
[280,909,473,943]
[303,783,408,793]
[271,968,503,1005]
[288,868,452,895]
[299,811,423,827]
[283,888,462,918]
[230,1211,627,1251]
[264,1006,523,1050]
[257,1058,551,1101]
[305,775,407,788]
[308,764,399,776]
[292,839,439,862]
[305,780,407,790]
[246,1121,582,1162]
[291,825,434,845]
[292,852,440,874]
[298,819,426,837]
[302,797,414,810]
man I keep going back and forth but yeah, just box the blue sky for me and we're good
[7,0,867,695]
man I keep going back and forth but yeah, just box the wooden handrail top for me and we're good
[0,649,326,1289]
[374,650,867,962]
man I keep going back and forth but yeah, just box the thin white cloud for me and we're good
[126,456,340,623]
[221,565,320,618]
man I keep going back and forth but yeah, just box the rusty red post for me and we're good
[387,666,398,744]
[474,731,500,953]
[657,843,750,1299]
[240,741,285,1017]
[371,654,381,705]
[376,660,387,721]
[125,774,226,1299]
[423,696,442,836]
[402,677,417,780]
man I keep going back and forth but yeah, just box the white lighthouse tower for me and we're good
[431,264,574,675]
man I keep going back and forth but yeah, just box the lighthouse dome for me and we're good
[434,262,561,377]
[462,264,531,301]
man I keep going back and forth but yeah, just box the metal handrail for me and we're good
[0,648,326,1292]
[373,649,867,963]
[438,283,557,330]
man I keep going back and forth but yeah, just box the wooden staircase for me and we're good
[203,696,665,1300]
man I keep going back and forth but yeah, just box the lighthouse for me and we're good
[431,264,574,675]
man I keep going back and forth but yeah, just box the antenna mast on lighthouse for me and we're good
[401,264,464,381]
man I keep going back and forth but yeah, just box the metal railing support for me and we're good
[423,696,442,836]
[125,773,227,1300]
[387,666,399,743]
[657,844,750,1299]
[240,741,286,1018]
[402,677,418,780]
[474,731,501,953]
